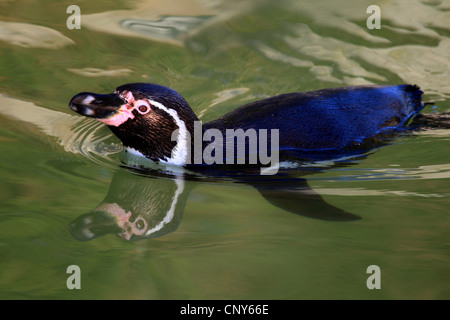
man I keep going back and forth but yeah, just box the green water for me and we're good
[0,0,449,300]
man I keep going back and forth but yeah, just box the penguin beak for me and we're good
[68,210,123,241]
[69,92,126,119]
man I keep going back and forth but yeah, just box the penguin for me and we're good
[69,83,424,172]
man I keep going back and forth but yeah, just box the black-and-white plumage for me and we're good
[69,83,424,168]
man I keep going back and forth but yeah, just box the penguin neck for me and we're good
[116,117,208,167]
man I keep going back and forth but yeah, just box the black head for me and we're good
[69,83,199,164]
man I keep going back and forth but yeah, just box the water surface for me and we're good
[0,0,449,299]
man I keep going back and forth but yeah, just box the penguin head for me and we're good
[69,83,199,164]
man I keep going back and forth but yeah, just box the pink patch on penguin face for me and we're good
[97,106,135,127]
[119,90,135,104]
[96,91,153,127]
[96,90,140,127]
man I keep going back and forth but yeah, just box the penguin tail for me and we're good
[404,84,425,114]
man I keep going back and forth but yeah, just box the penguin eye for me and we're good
[134,100,151,115]
[138,105,148,113]
[135,219,145,230]
[133,216,147,235]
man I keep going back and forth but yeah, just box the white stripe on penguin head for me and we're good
[148,99,188,166]
[145,177,184,237]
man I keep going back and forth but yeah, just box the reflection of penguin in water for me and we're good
[69,169,190,241]
[67,83,443,241]
[69,166,365,241]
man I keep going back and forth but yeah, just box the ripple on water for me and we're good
[0,94,122,171]
[67,118,122,169]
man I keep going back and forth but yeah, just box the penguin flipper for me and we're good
[252,179,361,221]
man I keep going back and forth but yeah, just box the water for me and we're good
[0,0,449,299]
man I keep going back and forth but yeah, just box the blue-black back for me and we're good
[205,84,423,154]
